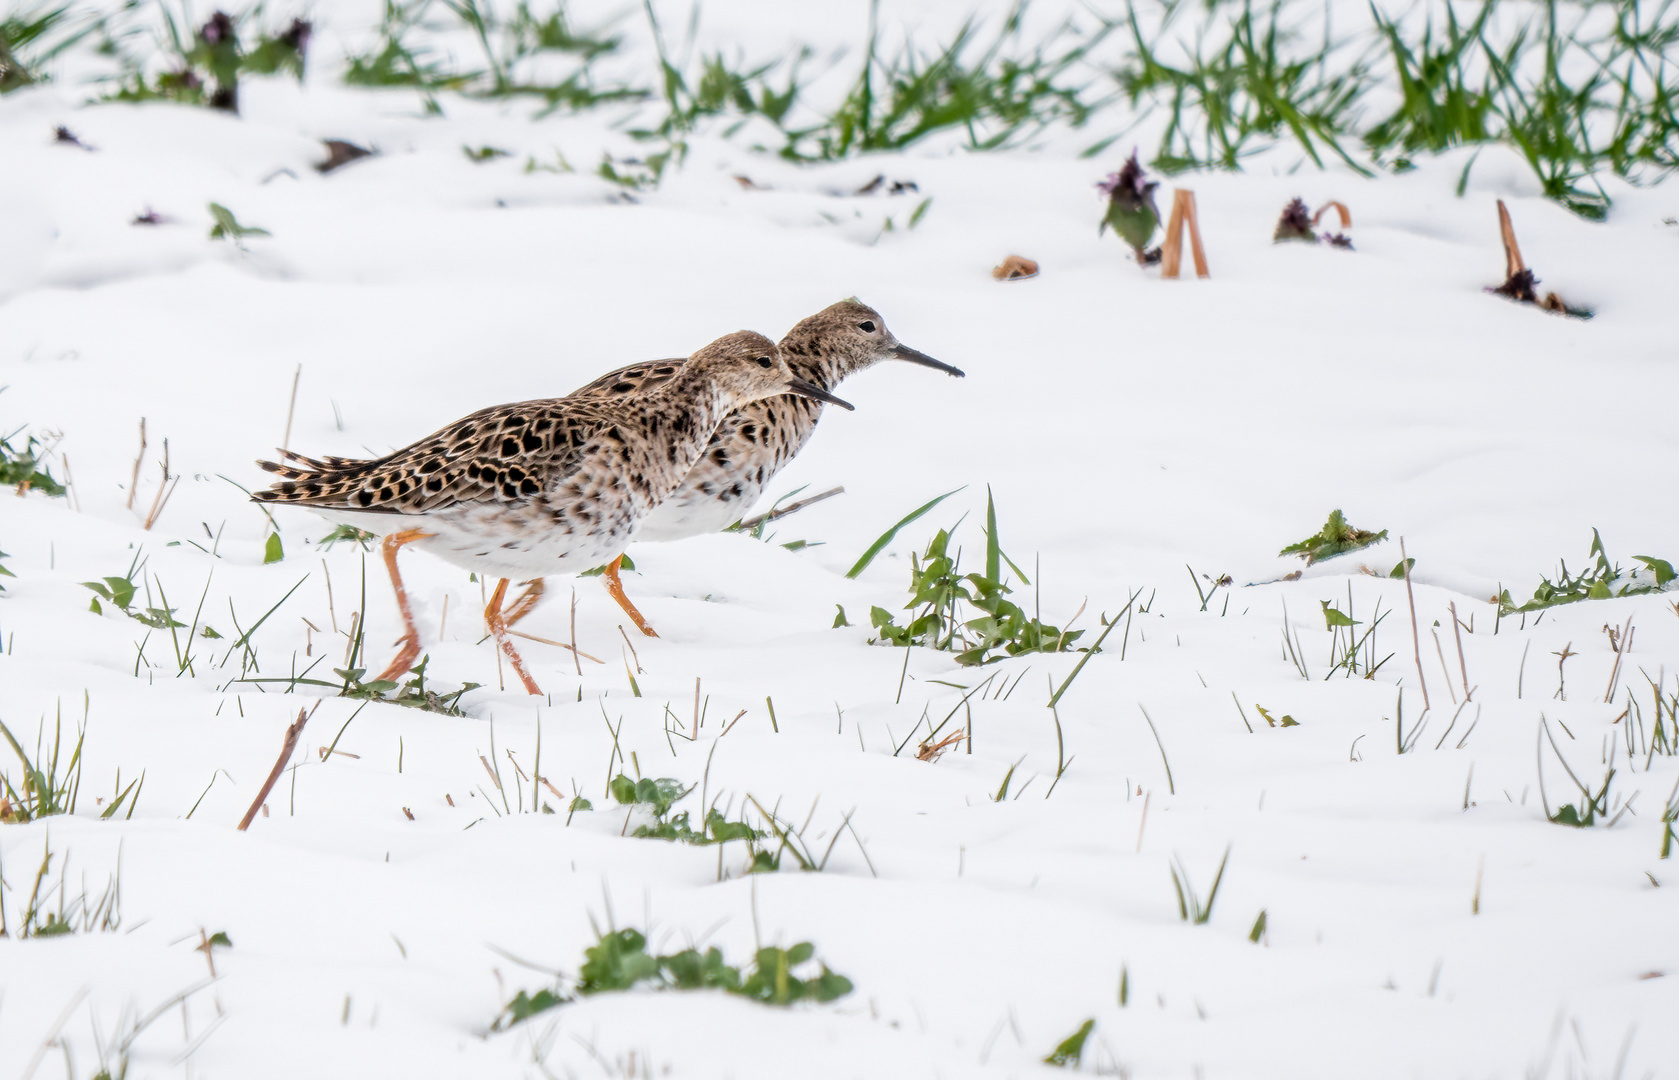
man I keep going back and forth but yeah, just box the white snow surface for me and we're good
[2,2,1678,1078]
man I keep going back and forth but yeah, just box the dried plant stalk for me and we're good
[1496,199,1526,278]
[1313,200,1352,228]
[734,485,845,531]
[126,418,147,511]
[237,706,314,830]
[1160,190,1210,280]
[1161,191,1187,278]
[143,438,177,530]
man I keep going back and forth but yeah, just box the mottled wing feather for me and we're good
[253,398,621,513]
[567,358,687,400]
[276,448,367,472]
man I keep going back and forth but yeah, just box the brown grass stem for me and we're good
[126,418,147,511]
[734,485,844,531]
[1604,617,1633,703]
[237,704,316,830]
[1400,538,1431,712]
[1449,601,1471,699]
[142,438,175,530]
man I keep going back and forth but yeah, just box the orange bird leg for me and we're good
[373,528,433,685]
[486,577,542,696]
[601,554,659,638]
[503,577,547,628]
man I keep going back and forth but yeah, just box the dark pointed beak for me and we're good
[785,376,855,411]
[889,342,964,377]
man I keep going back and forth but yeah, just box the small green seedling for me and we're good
[318,524,376,551]
[208,202,270,246]
[332,657,479,716]
[1254,704,1299,728]
[1044,1018,1096,1066]
[0,426,66,496]
[492,927,852,1030]
[1170,845,1231,924]
[82,557,185,629]
[1280,509,1388,565]
[606,772,764,847]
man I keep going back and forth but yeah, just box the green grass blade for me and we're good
[846,487,964,579]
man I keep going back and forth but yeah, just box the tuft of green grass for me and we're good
[3,838,123,938]
[1117,0,1679,217]
[866,489,1082,666]
[1,3,104,93]
[1538,717,1625,828]
[781,2,1113,161]
[344,0,470,94]
[345,0,635,114]
[1499,529,1674,615]
[1169,845,1231,924]
[1279,509,1388,565]
[0,713,82,822]
[1319,588,1393,680]
[1118,0,1372,175]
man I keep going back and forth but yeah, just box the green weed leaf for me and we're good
[1045,1018,1096,1066]
[1320,600,1359,628]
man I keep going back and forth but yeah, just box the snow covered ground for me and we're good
[2,2,1677,1077]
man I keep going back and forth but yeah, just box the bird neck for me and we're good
[648,362,734,427]
[778,335,866,390]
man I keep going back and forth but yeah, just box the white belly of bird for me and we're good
[311,502,633,581]
[631,482,760,542]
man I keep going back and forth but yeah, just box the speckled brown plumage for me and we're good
[258,398,637,516]
[250,330,853,692]
[252,330,845,578]
[567,300,962,540]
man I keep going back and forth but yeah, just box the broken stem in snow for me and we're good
[1401,538,1431,713]
[237,704,316,830]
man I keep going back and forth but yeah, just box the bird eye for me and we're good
[858,321,876,333]
[755,356,773,368]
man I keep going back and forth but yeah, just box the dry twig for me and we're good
[1160,190,1210,280]
[237,705,316,830]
